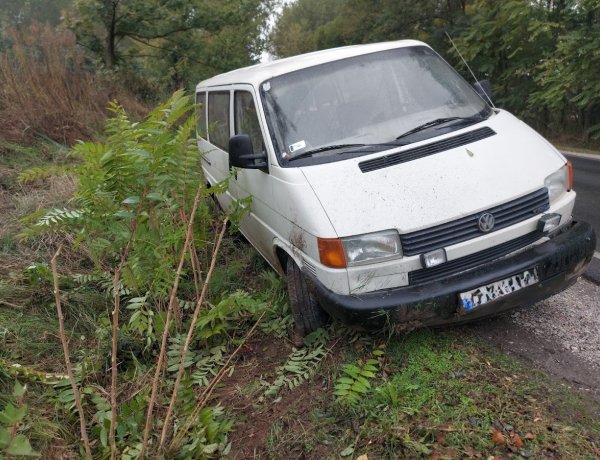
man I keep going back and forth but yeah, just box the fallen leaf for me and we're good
[524,432,535,440]
[435,431,446,445]
[492,430,505,445]
[463,446,479,457]
[513,434,524,448]
[340,446,354,457]
[356,455,369,460]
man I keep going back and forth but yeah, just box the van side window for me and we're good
[207,91,230,151]
[234,91,265,154]
[195,91,207,139]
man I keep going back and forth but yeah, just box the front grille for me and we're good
[400,188,549,256]
[359,127,496,173]
[408,231,543,285]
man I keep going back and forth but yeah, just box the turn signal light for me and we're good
[567,160,573,191]
[318,238,347,268]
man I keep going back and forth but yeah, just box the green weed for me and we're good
[0,382,39,457]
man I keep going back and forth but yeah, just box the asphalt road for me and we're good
[565,153,600,248]
[562,153,600,284]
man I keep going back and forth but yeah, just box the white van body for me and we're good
[195,40,595,334]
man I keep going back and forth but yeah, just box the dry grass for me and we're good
[0,22,146,145]
[0,172,77,278]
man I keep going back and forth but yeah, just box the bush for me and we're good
[0,22,146,145]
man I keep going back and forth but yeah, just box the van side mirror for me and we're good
[474,80,493,104]
[228,134,268,171]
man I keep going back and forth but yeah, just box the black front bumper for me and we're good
[310,221,596,329]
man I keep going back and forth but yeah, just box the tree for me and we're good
[67,0,272,90]
[531,0,600,140]
[454,0,557,119]
[270,0,466,58]
[0,0,73,50]
[270,0,345,57]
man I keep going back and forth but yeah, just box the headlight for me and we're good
[544,164,568,203]
[342,230,402,266]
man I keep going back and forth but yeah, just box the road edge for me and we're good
[583,252,600,286]
[561,150,600,161]
[560,151,600,285]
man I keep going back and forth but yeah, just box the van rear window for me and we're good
[207,91,230,151]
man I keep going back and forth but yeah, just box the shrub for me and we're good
[0,22,145,145]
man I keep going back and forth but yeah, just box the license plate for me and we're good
[459,268,539,313]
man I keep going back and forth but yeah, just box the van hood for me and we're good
[300,110,565,237]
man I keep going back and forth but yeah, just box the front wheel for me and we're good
[286,257,328,339]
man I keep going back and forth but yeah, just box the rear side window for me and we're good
[207,91,230,151]
[234,91,265,154]
[195,92,206,138]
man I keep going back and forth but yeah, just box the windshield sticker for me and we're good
[288,140,306,153]
[262,81,271,92]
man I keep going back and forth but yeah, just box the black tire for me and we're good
[286,257,328,339]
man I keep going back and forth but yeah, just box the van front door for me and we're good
[229,85,276,266]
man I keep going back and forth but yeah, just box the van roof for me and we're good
[195,39,428,91]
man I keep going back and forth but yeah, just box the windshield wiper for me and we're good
[287,143,366,161]
[395,115,485,141]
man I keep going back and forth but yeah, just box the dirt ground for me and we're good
[214,334,341,459]
[213,274,600,458]
[467,276,600,401]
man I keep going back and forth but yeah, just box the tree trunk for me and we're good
[105,0,118,68]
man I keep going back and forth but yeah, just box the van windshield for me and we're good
[261,46,492,166]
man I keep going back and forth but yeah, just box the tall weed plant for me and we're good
[22,91,257,458]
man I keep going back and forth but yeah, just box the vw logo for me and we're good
[478,212,495,233]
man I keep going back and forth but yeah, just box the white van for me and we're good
[195,40,596,337]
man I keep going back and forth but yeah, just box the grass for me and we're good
[0,24,146,146]
[257,327,600,459]
[1,141,599,459]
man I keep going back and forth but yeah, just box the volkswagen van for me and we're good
[195,40,596,337]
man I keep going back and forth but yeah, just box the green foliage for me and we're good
[125,295,155,349]
[531,0,600,139]
[174,406,233,459]
[0,0,72,34]
[334,347,383,407]
[271,0,464,58]
[67,0,272,94]
[26,89,205,297]
[0,381,40,458]
[17,165,75,184]
[272,0,600,144]
[195,290,264,340]
[18,90,247,457]
[166,335,225,383]
[262,328,329,397]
